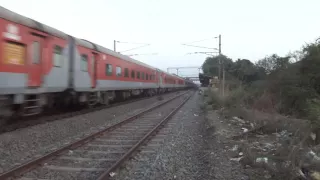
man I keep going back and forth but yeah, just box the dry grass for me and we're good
[203,88,320,179]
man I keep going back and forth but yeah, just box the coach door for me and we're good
[91,53,98,88]
[28,35,44,87]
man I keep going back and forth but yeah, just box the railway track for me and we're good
[0,91,193,180]
[0,90,183,134]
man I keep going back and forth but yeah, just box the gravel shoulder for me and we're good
[113,91,248,180]
[0,92,181,174]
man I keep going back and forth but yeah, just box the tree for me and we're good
[202,55,233,77]
[256,54,291,74]
[229,59,266,84]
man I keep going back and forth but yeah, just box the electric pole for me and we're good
[114,40,116,52]
[218,34,225,97]
[218,35,221,95]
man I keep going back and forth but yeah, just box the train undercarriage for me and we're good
[0,88,181,126]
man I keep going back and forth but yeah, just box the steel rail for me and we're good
[0,91,190,180]
[97,92,193,180]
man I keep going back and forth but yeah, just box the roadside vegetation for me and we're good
[203,38,320,129]
[202,38,320,179]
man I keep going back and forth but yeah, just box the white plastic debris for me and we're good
[298,169,307,179]
[256,157,268,163]
[230,157,243,162]
[239,152,243,156]
[231,145,239,151]
[68,150,73,154]
[233,116,246,124]
[241,128,248,133]
[109,172,116,177]
[311,132,317,141]
[194,114,198,117]
[308,150,320,161]
[277,130,288,137]
[250,123,254,128]
[173,175,177,179]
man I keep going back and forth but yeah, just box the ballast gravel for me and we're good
[113,92,248,180]
[0,92,181,173]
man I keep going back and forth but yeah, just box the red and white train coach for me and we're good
[0,6,70,119]
[0,6,189,123]
[73,39,160,105]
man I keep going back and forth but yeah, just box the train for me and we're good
[0,6,196,124]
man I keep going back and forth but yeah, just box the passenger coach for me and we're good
[0,6,192,125]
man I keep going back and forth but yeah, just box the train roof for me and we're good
[76,39,157,70]
[0,6,156,70]
[155,68,185,80]
[0,6,68,39]
[0,6,191,80]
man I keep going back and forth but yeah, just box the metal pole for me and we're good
[219,35,226,97]
[176,69,178,75]
[114,40,116,52]
[218,35,221,94]
[219,35,225,97]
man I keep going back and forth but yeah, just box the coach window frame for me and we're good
[80,54,88,71]
[137,71,140,79]
[131,70,135,79]
[53,45,63,67]
[116,66,122,77]
[124,68,129,77]
[106,64,112,76]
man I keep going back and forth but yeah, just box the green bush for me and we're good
[306,99,320,127]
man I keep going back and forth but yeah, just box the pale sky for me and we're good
[1,0,319,76]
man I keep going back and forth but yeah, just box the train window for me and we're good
[53,45,62,67]
[146,73,149,80]
[4,41,25,65]
[116,66,122,76]
[137,72,140,79]
[106,64,112,76]
[32,41,40,64]
[81,54,88,71]
[131,70,135,79]
[142,72,145,80]
[124,68,129,77]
